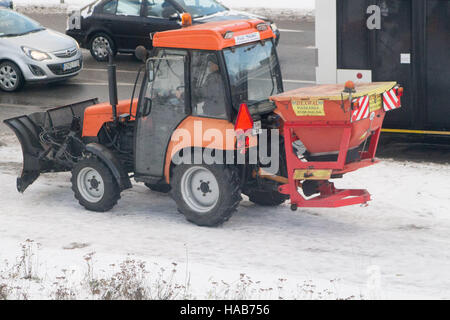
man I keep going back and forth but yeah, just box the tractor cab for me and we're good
[143,19,283,120]
[132,19,282,182]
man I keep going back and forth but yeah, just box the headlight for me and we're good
[271,23,279,32]
[21,46,51,61]
[75,41,80,50]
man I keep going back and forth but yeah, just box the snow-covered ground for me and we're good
[0,132,449,299]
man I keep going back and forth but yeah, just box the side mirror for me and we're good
[146,60,155,82]
[135,45,149,63]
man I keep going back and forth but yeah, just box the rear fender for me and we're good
[85,143,132,191]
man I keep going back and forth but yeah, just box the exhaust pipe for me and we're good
[107,48,118,124]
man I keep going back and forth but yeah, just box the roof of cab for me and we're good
[153,19,275,51]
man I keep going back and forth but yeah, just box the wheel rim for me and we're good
[77,167,105,203]
[92,36,111,59]
[0,65,18,90]
[180,167,220,214]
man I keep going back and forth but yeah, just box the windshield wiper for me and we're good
[0,28,44,37]
[28,28,45,34]
[0,33,18,37]
[17,28,45,36]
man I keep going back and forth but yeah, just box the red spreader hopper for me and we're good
[270,82,402,211]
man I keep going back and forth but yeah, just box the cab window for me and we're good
[190,51,227,119]
[143,50,188,112]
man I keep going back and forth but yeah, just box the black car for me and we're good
[66,0,280,61]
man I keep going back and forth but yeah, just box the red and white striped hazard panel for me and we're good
[351,95,370,123]
[383,88,402,111]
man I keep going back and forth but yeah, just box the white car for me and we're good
[0,8,83,92]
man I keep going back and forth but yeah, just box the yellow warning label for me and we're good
[369,95,382,112]
[294,169,332,180]
[292,100,325,116]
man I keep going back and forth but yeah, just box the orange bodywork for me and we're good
[163,116,257,183]
[82,99,138,137]
[153,19,275,51]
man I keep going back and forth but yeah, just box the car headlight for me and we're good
[271,23,279,32]
[21,46,51,61]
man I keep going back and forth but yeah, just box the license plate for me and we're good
[63,60,80,71]
[235,32,261,46]
[252,120,263,136]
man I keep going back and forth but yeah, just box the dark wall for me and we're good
[337,0,450,131]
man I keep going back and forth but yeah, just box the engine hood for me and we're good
[2,29,77,52]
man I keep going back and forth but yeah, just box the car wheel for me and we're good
[90,33,116,62]
[0,61,24,92]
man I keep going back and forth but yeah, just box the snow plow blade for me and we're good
[3,99,98,193]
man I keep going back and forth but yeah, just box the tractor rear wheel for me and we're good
[246,190,288,207]
[245,133,289,207]
[71,157,121,212]
[171,165,242,227]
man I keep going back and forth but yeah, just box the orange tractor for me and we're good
[4,18,402,226]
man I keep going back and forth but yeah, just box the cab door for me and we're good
[135,53,189,178]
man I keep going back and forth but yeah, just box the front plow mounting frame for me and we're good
[279,121,382,209]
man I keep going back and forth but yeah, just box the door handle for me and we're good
[142,98,152,117]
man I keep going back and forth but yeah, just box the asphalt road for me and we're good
[0,13,315,129]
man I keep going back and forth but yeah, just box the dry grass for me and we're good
[0,240,359,300]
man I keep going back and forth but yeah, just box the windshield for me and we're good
[0,10,44,37]
[173,0,227,18]
[224,40,281,109]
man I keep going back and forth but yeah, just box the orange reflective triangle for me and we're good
[235,103,253,132]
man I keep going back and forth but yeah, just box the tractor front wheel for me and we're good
[171,165,242,227]
[71,157,121,212]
